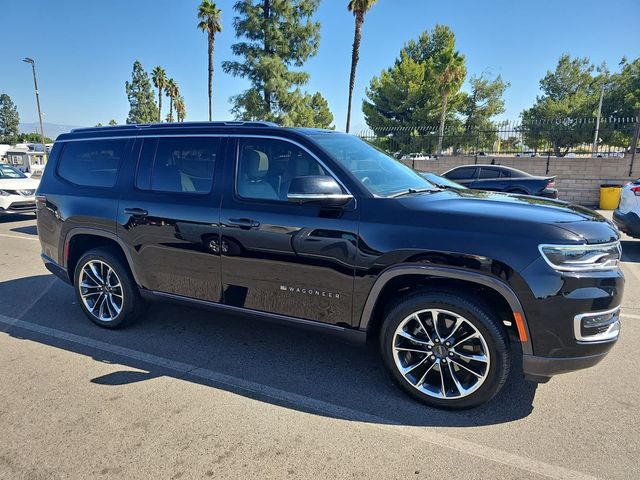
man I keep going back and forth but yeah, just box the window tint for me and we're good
[236,138,328,201]
[58,140,128,187]
[446,167,476,180]
[141,137,219,193]
[479,167,500,179]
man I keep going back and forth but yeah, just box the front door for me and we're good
[117,136,225,302]
[220,136,359,325]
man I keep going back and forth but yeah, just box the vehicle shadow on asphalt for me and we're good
[1,274,538,427]
[10,225,38,236]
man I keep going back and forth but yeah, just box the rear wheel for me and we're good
[379,290,510,409]
[73,248,143,328]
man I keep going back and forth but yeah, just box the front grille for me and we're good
[7,201,36,211]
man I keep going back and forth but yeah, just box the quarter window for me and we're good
[58,139,128,187]
[236,138,328,201]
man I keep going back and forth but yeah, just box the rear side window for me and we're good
[478,167,500,179]
[446,167,476,180]
[136,137,219,194]
[57,139,128,187]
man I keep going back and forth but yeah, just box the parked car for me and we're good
[0,164,39,215]
[419,172,467,190]
[37,122,622,409]
[613,179,640,237]
[442,164,558,198]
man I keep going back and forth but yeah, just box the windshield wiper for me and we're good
[389,188,439,198]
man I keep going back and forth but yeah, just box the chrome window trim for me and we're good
[574,306,621,343]
[537,241,622,272]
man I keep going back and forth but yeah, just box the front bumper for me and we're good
[516,256,623,380]
[522,349,613,382]
[613,209,640,238]
[0,196,36,213]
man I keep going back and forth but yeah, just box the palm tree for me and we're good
[436,53,466,154]
[175,96,186,122]
[166,78,178,123]
[346,0,377,133]
[197,0,222,122]
[152,66,167,122]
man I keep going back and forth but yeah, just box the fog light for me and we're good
[574,307,620,342]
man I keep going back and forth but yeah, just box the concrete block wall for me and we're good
[406,154,640,206]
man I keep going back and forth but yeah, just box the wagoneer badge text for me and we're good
[280,285,340,299]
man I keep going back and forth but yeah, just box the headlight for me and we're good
[538,242,621,271]
[0,190,11,197]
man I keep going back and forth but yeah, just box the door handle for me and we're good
[226,218,260,229]
[124,207,148,217]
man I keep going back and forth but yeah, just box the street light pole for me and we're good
[592,83,605,156]
[22,57,47,163]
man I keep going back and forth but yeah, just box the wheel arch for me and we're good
[64,228,145,288]
[359,264,533,355]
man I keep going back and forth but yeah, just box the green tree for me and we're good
[198,0,223,121]
[125,61,158,124]
[108,119,118,126]
[222,0,331,126]
[363,26,466,153]
[433,38,466,153]
[459,74,509,150]
[521,55,603,155]
[165,78,178,122]
[602,58,640,148]
[152,66,167,122]
[288,91,334,128]
[345,0,377,133]
[175,96,187,122]
[0,93,20,142]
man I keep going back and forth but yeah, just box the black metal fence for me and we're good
[357,117,640,158]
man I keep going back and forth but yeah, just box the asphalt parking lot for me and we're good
[1,213,639,480]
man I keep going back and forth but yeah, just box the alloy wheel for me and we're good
[392,308,490,399]
[78,260,124,322]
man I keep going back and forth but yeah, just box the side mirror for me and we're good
[287,176,353,206]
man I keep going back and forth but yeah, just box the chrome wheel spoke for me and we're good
[80,260,123,322]
[392,307,491,401]
[454,351,489,364]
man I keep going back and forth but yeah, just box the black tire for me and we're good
[73,247,143,328]
[379,289,510,409]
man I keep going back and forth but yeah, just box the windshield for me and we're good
[309,133,437,197]
[0,165,27,179]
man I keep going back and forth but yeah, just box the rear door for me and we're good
[117,135,226,302]
[473,167,507,190]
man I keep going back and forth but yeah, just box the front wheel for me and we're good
[380,290,510,409]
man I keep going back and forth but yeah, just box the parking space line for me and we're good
[0,233,39,241]
[0,313,598,480]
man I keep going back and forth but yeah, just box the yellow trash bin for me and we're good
[599,184,622,210]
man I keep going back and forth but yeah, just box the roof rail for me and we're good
[70,120,279,133]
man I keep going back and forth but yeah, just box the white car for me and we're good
[0,164,40,215]
[613,180,640,238]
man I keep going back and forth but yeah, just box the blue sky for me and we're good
[1,0,638,133]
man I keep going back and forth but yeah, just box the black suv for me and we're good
[36,122,623,409]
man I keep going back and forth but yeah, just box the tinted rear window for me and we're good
[58,140,128,187]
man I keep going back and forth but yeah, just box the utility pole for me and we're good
[592,83,605,156]
[22,57,47,163]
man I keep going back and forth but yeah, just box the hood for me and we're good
[0,177,40,191]
[398,189,619,244]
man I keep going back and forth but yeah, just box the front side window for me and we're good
[236,138,329,201]
[58,140,128,187]
[308,133,436,197]
[446,167,477,180]
[136,137,219,194]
